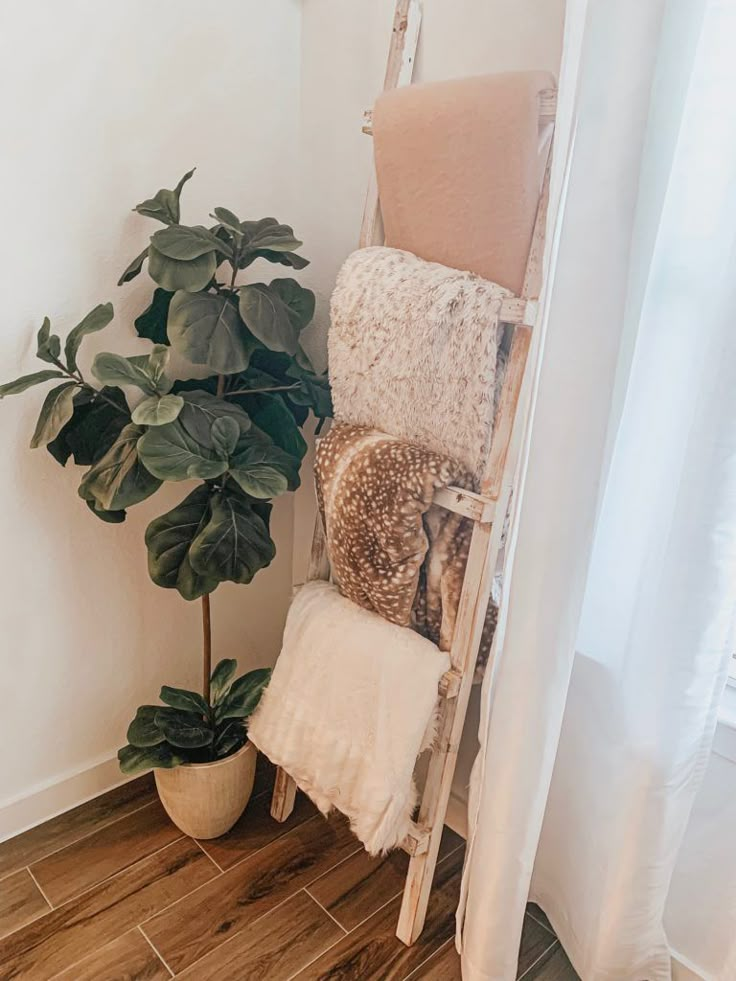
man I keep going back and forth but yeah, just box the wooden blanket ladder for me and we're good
[270,0,556,947]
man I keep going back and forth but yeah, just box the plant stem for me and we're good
[224,383,300,397]
[202,593,212,703]
[200,371,227,706]
[80,384,129,416]
[51,354,128,417]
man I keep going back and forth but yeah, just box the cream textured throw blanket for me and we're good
[329,246,512,486]
[248,581,450,855]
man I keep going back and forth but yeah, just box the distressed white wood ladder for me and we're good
[270,0,556,947]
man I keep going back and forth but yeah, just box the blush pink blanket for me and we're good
[373,71,554,294]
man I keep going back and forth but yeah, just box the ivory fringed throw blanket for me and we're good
[315,424,497,669]
[329,246,512,487]
[248,581,450,855]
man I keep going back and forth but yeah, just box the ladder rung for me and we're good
[432,485,495,523]
[439,669,463,699]
[401,821,431,856]
[539,88,557,124]
[499,296,538,327]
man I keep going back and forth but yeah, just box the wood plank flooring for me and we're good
[0,763,579,979]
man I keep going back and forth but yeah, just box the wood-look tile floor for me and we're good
[0,759,579,980]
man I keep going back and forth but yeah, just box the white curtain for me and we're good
[458,1,736,979]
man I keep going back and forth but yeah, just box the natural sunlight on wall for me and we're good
[0,0,301,833]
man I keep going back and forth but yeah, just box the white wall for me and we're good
[294,0,566,807]
[0,0,566,837]
[0,0,301,835]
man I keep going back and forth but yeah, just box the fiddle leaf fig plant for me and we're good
[1,168,331,772]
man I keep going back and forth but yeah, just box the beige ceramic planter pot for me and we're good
[154,741,257,839]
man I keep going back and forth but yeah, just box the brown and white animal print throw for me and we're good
[315,424,496,671]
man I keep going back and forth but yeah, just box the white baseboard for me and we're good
[0,753,132,843]
[445,788,468,840]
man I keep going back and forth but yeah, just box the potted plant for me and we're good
[124,658,270,838]
[1,169,330,837]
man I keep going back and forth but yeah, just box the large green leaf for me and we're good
[210,658,237,703]
[241,249,309,271]
[242,425,302,491]
[30,382,77,448]
[159,686,209,716]
[211,416,240,457]
[167,291,258,374]
[214,719,247,757]
[65,303,114,372]
[137,428,226,480]
[118,742,185,775]
[134,168,195,225]
[212,207,242,236]
[238,219,308,267]
[92,353,157,395]
[79,423,161,510]
[148,246,217,292]
[151,224,228,261]
[156,714,213,749]
[271,278,315,329]
[239,279,314,355]
[118,246,149,287]
[216,667,271,721]
[234,350,312,427]
[136,390,249,481]
[145,485,219,600]
[131,393,184,426]
[237,219,307,269]
[189,485,275,585]
[148,342,170,376]
[228,441,292,499]
[127,705,165,747]
[36,317,62,364]
[245,395,308,461]
[135,288,173,345]
[240,218,302,256]
[86,499,126,523]
[48,387,128,467]
[0,370,65,398]
[286,363,333,419]
[92,349,171,397]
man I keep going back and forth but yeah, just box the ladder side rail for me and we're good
[396,137,554,944]
[359,0,422,248]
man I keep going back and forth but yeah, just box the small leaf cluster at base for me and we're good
[118,659,271,773]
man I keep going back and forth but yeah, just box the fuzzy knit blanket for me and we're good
[248,581,450,854]
[316,424,496,671]
[329,246,512,488]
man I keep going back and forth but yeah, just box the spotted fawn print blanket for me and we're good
[316,424,496,671]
